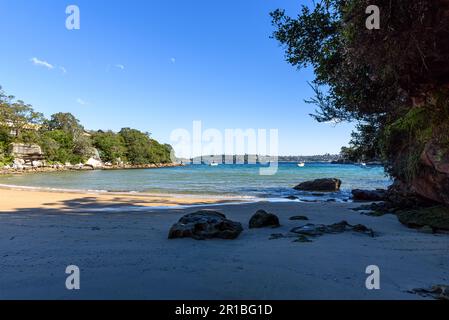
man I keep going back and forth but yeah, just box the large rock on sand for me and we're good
[397,206,449,231]
[249,210,280,228]
[294,178,342,192]
[352,189,387,201]
[168,210,243,240]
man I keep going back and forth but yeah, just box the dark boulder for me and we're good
[249,210,280,229]
[352,189,387,201]
[294,178,342,192]
[168,210,243,240]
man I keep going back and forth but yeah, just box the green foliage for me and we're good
[92,130,126,163]
[118,128,152,165]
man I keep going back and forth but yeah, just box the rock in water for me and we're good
[249,210,280,228]
[294,178,342,192]
[352,189,387,201]
[168,210,243,240]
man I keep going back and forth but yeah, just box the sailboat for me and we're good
[297,162,305,167]
[209,161,219,167]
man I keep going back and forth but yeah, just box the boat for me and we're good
[297,162,305,167]
[209,162,219,167]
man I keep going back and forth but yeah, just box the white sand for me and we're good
[0,200,448,300]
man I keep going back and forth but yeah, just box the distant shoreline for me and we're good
[0,162,183,176]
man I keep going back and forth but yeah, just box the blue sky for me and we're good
[0,0,354,156]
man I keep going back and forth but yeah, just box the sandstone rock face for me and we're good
[410,142,449,206]
[249,210,280,228]
[352,189,387,201]
[168,210,243,240]
[294,178,342,192]
[9,143,44,162]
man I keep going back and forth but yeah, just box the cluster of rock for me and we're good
[168,209,281,240]
[168,209,375,243]
[350,183,449,233]
[271,220,375,243]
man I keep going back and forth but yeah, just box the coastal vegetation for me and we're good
[271,0,449,206]
[0,86,173,166]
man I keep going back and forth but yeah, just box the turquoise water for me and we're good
[0,163,391,200]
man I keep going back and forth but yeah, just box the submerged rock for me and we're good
[249,210,280,229]
[168,210,243,240]
[294,178,342,192]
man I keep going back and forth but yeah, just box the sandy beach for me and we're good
[0,187,448,300]
[0,186,242,212]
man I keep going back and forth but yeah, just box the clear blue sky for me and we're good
[0,0,354,156]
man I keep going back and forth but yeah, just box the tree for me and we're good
[45,112,92,161]
[271,0,449,180]
[92,130,126,163]
[118,128,153,165]
[0,86,44,142]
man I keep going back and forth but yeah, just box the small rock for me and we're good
[410,285,449,300]
[289,216,309,221]
[293,235,313,243]
[249,210,280,229]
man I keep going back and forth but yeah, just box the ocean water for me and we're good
[0,163,391,201]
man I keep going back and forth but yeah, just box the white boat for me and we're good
[360,162,367,167]
[209,162,219,167]
[297,162,305,167]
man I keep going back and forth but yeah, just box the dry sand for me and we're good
[0,187,448,299]
[0,186,239,211]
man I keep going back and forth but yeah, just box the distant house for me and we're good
[1,120,41,137]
